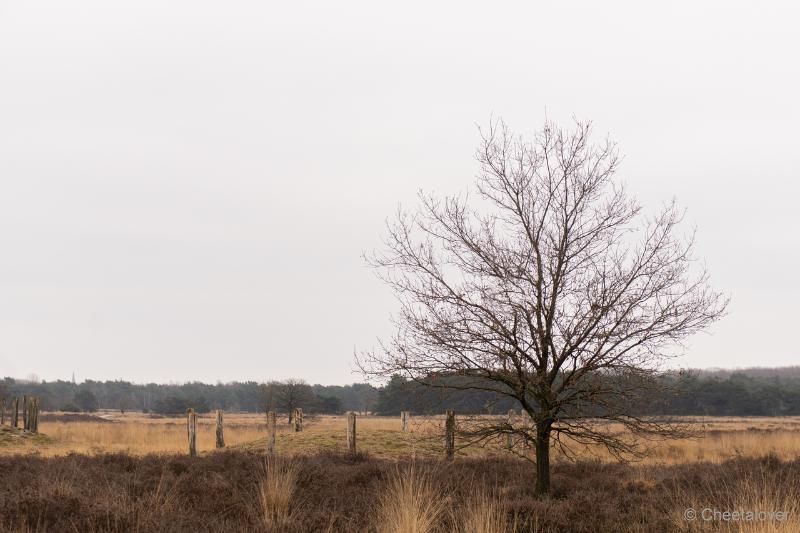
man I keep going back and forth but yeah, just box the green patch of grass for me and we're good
[0,426,52,447]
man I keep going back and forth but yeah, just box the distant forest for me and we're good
[3,367,800,417]
[0,378,378,416]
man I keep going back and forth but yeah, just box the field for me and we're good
[2,412,800,532]
[4,411,800,464]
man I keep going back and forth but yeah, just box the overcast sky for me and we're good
[0,1,798,385]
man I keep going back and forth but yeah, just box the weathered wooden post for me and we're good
[292,408,303,432]
[0,397,5,426]
[346,411,357,453]
[27,396,35,432]
[215,410,225,448]
[27,397,33,433]
[31,397,39,434]
[445,410,455,460]
[187,408,197,457]
[12,397,19,429]
[266,411,277,454]
[29,396,36,432]
[522,410,531,449]
[22,395,28,431]
[401,411,409,432]
[506,409,516,450]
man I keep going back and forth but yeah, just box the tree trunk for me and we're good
[534,421,551,496]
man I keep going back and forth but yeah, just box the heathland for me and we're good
[1,411,799,532]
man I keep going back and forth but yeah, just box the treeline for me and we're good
[0,378,378,416]
[4,367,800,417]
[648,371,800,416]
[372,369,800,417]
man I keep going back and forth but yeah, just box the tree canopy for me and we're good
[361,119,727,494]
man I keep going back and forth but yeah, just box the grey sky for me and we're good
[1,1,798,384]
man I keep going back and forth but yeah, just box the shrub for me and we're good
[73,390,98,412]
[152,396,211,415]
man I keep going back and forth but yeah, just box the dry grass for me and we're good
[376,470,519,533]
[256,455,299,528]
[4,411,800,469]
[457,488,515,533]
[669,465,800,532]
[24,420,266,455]
[377,465,447,533]
[547,428,800,466]
[1,412,269,456]
[4,409,799,532]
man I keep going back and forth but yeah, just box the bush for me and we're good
[59,403,81,413]
[152,396,211,415]
[73,390,98,412]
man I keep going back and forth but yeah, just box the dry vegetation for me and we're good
[4,412,269,456]
[1,412,799,532]
[5,411,800,465]
[2,451,798,532]
[377,465,447,533]
[256,456,299,529]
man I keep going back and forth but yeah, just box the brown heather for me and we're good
[0,451,798,532]
[2,413,800,531]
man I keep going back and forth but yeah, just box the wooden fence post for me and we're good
[27,398,34,434]
[445,410,455,460]
[507,409,516,450]
[0,397,5,426]
[29,396,36,432]
[522,410,531,449]
[22,395,28,431]
[187,408,197,457]
[32,397,39,434]
[401,411,409,432]
[346,411,357,454]
[293,408,303,432]
[215,410,225,448]
[12,397,19,429]
[27,396,35,432]
[266,411,277,455]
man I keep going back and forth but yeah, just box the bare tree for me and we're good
[277,379,312,424]
[360,119,727,495]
